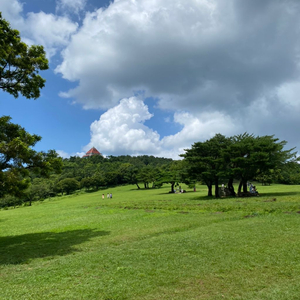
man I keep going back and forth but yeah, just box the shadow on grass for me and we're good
[259,191,300,197]
[191,191,300,201]
[0,229,110,265]
[156,191,198,196]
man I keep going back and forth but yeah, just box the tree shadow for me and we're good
[190,191,300,200]
[156,191,196,195]
[190,195,216,201]
[0,229,110,265]
[259,191,300,197]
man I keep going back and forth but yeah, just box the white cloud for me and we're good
[0,0,23,26]
[0,0,78,59]
[56,0,300,113]
[24,12,78,58]
[57,150,85,158]
[84,97,241,159]
[85,97,162,155]
[56,0,87,15]
[162,111,239,150]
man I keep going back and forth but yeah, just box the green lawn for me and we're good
[1,184,300,299]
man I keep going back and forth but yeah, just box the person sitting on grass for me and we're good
[250,184,259,195]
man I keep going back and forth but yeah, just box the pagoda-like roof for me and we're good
[83,147,103,157]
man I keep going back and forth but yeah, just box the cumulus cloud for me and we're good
[23,12,78,58]
[56,0,300,112]
[84,97,162,155]
[83,97,242,159]
[56,0,87,15]
[0,0,78,59]
[54,0,300,154]
[0,0,23,26]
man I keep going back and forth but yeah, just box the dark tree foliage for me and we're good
[0,13,49,99]
[229,133,296,194]
[182,133,296,198]
[181,134,230,197]
[57,178,80,195]
[0,116,62,198]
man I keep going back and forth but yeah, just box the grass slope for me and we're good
[0,184,300,299]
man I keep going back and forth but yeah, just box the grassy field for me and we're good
[1,184,300,300]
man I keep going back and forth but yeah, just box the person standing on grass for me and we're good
[110,193,112,198]
[102,194,104,199]
[107,193,110,199]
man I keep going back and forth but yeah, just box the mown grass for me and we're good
[0,184,300,299]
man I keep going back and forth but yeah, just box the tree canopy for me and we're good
[182,133,297,197]
[0,116,62,198]
[0,12,49,99]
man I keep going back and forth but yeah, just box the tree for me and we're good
[229,133,296,194]
[159,161,186,192]
[57,178,79,195]
[181,134,230,197]
[0,116,62,198]
[0,12,49,99]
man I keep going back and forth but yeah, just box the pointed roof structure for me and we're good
[83,147,103,157]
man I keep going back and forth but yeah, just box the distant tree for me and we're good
[137,166,159,189]
[277,161,300,185]
[91,172,106,190]
[57,178,80,195]
[0,13,49,99]
[80,177,93,191]
[159,161,185,192]
[0,194,23,208]
[0,116,62,198]
[182,134,230,197]
[230,133,296,194]
[122,164,141,189]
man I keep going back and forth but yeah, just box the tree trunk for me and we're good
[205,181,213,196]
[214,177,219,198]
[227,178,236,196]
[238,180,243,194]
[135,183,140,189]
[171,182,175,193]
[243,181,248,193]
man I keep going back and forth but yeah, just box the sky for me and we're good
[1,0,300,159]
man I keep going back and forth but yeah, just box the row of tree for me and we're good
[2,130,299,208]
[181,133,298,197]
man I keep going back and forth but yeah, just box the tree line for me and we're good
[2,129,299,208]
[181,133,298,198]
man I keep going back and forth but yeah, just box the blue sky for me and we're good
[1,0,300,159]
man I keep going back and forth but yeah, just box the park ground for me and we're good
[0,183,300,300]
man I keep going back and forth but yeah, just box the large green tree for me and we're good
[229,133,296,194]
[0,12,48,99]
[0,116,62,198]
[182,133,296,197]
[181,134,230,197]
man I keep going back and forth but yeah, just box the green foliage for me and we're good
[0,116,62,198]
[182,133,297,197]
[0,194,23,208]
[0,13,49,99]
[57,178,80,195]
[277,161,300,185]
[182,134,231,197]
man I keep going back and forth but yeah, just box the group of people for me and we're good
[102,193,112,199]
[249,183,259,195]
